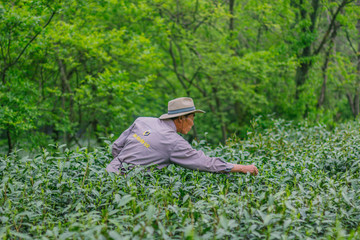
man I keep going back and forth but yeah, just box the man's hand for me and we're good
[241,164,258,176]
[230,164,259,175]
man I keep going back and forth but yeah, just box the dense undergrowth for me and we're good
[1,119,360,239]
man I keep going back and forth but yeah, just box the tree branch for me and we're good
[7,9,56,70]
[314,0,355,55]
[344,29,357,55]
[169,40,188,91]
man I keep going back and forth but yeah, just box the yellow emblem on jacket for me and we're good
[133,133,150,148]
[143,130,151,136]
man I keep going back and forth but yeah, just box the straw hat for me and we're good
[159,97,205,120]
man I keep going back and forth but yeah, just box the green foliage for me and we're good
[1,120,359,239]
[0,0,58,152]
[1,0,359,151]
[0,0,163,152]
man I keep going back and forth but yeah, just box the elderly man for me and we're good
[106,97,258,175]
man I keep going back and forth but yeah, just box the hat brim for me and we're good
[159,109,205,120]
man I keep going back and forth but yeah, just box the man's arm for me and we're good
[107,122,136,173]
[169,138,260,174]
[169,137,259,175]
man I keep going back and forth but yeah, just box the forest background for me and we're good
[0,0,359,154]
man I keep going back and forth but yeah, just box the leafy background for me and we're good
[1,0,360,238]
[1,0,360,152]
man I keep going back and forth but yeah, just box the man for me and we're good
[106,97,258,175]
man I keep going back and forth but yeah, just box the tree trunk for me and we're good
[212,87,227,142]
[346,93,356,117]
[58,57,76,144]
[7,127,12,155]
[76,71,82,132]
[295,0,316,99]
[92,119,101,145]
[1,69,6,85]
[295,61,312,99]
[58,58,68,144]
[356,8,360,117]
[317,21,339,108]
[354,93,359,117]
[229,0,235,37]
[317,67,328,108]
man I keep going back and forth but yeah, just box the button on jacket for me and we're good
[106,117,234,173]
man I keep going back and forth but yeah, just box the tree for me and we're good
[291,0,355,101]
[0,0,58,153]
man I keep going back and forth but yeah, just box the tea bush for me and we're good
[1,120,360,239]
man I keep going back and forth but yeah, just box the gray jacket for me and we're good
[106,117,233,173]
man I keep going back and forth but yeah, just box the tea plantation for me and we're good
[1,120,360,239]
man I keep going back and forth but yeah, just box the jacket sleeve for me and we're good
[112,123,136,158]
[106,157,122,173]
[169,138,234,173]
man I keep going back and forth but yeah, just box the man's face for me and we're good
[177,114,195,134]
[182,114,194,134]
